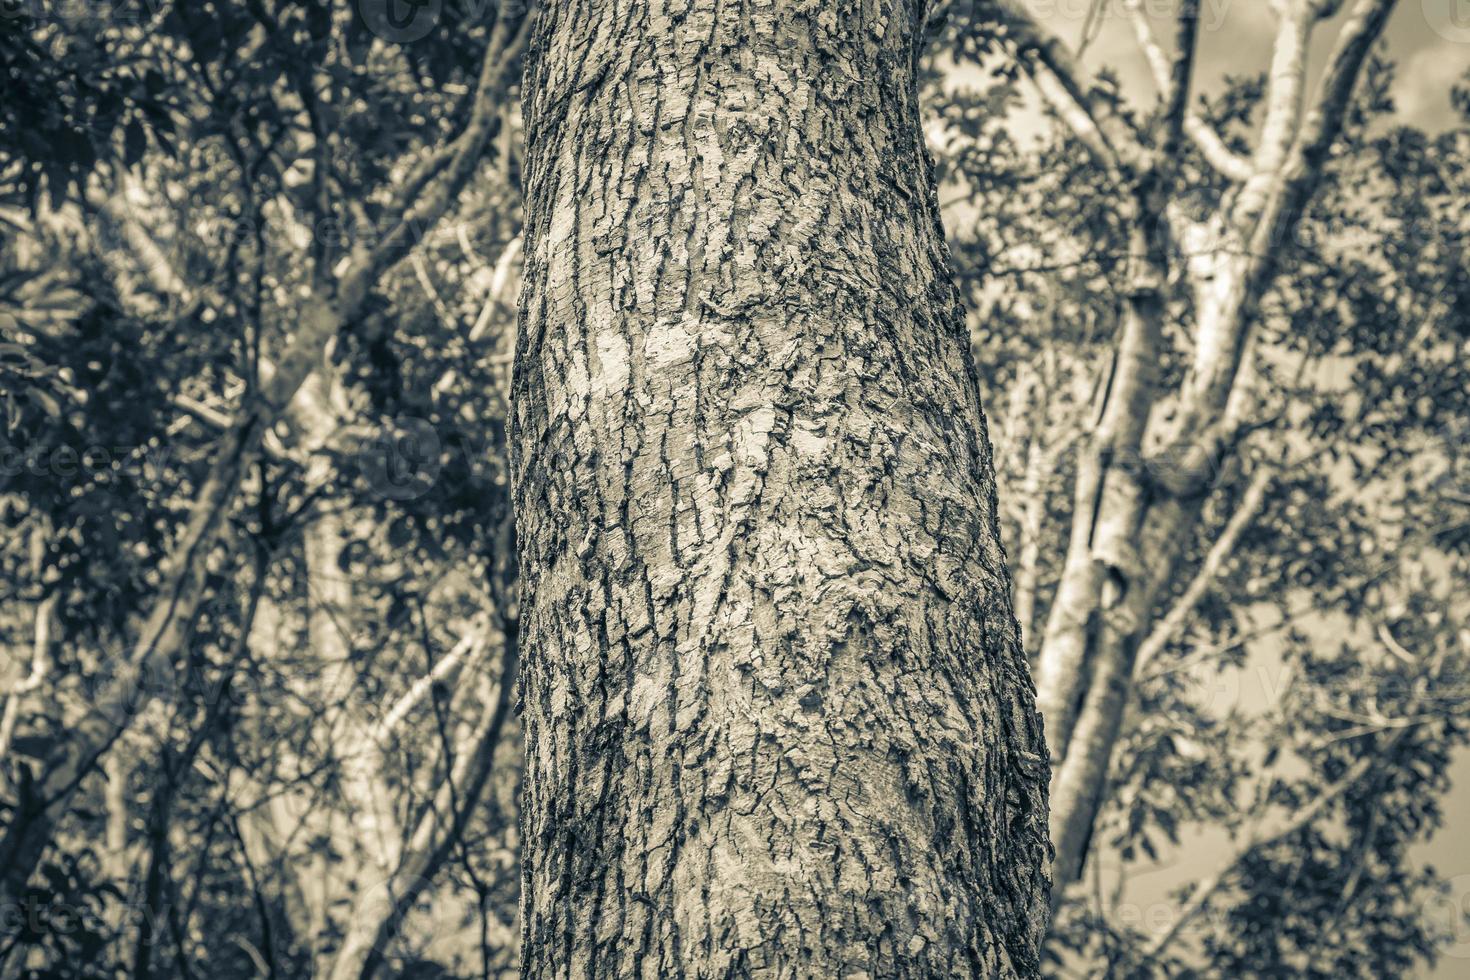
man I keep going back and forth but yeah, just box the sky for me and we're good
[961,3,1469,974]
[1024,0,1468,131]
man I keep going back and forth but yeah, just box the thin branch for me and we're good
[1158,0,1202,161]
[1124,0,1252,181]
[326,621,520,980]
[468,235,524,345]
[412,251,460,330]
[1238,0,1396,246]
[983,0,1145,179]
[1137,727,1410,964]
[169,393,236,432]
[1132,465,1273,678]
[369,622,490,750]
[363,5,534,285]
[1230,3,1316,231]
[1141,612,1450,965]
[433,235,524,400]
[0,594,56,763]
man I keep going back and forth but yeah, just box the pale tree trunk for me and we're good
[513,2,1050,976]
[226,376,375,969]
[103,755,131,885]
[996,354,1049,659]
[1010,348,1086,664]
[1033,213,1168,761]
[321,263,523,980]
[0,524,55,766]
[323,617,518,980]
[1011,431,1047,655]
[303,505,403,965]
[988,0,1398,905]
[237,417,427,974]
[233,467,511,980]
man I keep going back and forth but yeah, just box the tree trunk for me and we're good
[1033,215,1165,763]
[324,620,518,980]
[512,2,1050,976]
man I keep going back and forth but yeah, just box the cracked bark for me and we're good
[513,1,1049,976]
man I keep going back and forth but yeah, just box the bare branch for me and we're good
[984,0,1146,178]
[1231,4,1315,230]
[363,5,534,287]
[325,622,519,980]
[1270,0,1395,212]
[369,623,490,751]
[433,235,524,400]
[169,393,236,433]
[1175,0,1395,435]
[1158,0,1201,159]
[1124,0,1252,181]
[1132,465,1273,678]
[0,593,57,763]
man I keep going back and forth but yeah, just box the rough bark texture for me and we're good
[512,2,1050,976]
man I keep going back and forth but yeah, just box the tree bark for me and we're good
[513,2,1050,976]
[1033,216,1166,763]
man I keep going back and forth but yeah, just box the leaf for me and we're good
[386,514,414,548]
[306,1,332,40]
[27,386,62,419]
[124,118,146,166]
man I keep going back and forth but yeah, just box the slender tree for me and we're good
[947,0,1403,901]
[932,1,1470,968]
[513,1,1050,975]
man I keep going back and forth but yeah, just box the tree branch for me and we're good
[1241,0,1396,254]
[0,8,535,913]
[1132,464,1273,678]
[1138,727,1410,964]
[1158,0,1201,160]
[1175,0,1395,438]
[1230,3,1315,231]
[1124,0,1251,181]
[368,623,490,751]
[364,4,534,285]
[983,0,1146,179]
[0,575,56,763]
[325,619,519,980]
